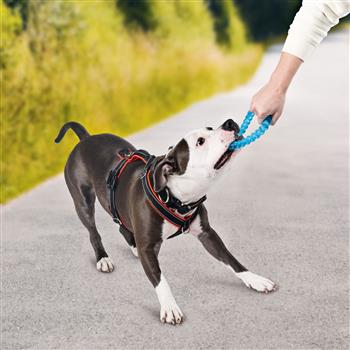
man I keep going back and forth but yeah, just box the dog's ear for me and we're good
[152,156,174,192]
[152,139,189,192]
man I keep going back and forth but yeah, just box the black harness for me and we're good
[106,149,206,239]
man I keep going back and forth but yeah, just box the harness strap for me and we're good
[158,188,206,215]
[106,158,126,226]
[107,148,205,240]
[107,149,151,230]
[165,207,200,240]
[141,159,202,239]
[141,169,188,227]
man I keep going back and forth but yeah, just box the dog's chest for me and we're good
[161,214,202,239]
[161,221,180,240]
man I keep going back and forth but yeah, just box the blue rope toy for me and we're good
[228,111,273,151]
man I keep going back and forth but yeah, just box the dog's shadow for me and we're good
[192,271,240,288]
[142,304,160,321]
[194,272,275,294]
[89,246,139,266]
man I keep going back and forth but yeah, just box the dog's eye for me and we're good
[196,137,205,146]
[206,127,213,131]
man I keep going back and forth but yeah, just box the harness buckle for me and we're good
[113,217,121,225]
[119,149,133,158]
[162,188,170,203]
[140,156,154,180]
[140,169,147,179]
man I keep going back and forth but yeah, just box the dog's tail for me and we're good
[55,121,90,143]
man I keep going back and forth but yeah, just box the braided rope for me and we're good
[228,112,272,151]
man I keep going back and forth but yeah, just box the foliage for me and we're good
[206,0,231,46]
[234,0,302,41]
[1,0,263,203]
[116,0,156,31]
[3,0,28,29]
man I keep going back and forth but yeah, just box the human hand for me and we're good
[250,52,302,126]
[250,80,286,126]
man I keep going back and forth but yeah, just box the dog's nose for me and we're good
[222,119,239,133]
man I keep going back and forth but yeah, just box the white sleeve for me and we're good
[282,0,350,61]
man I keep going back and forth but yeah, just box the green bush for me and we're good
[234,0,302,41]
[3,0,28,29]
[206,0,231,46]
[1,0,263,203]
[116,0,157,31]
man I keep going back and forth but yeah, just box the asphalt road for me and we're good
[2,30,349,350]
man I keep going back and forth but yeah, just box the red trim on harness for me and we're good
[145,196,181,229]
[118,154,147,178]
[146,170,192,223]
[111,151,195,233]
[112,154,148,232]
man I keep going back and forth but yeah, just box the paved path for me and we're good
[2,30,349,350]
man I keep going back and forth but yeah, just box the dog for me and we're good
[55,119,277,325]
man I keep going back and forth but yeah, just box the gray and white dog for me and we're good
[55,119,276,325]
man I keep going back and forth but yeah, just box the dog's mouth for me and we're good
[214,149,234,170]
[214,134,243,170]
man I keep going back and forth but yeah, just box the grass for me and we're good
[1,0,263,203]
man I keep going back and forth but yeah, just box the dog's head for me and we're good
[153,119,241,202]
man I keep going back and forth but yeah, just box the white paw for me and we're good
[130,246,138,258]
[237,271,277,293]
[160,302,184,325]
[96,257,114,273]
[156,274,184,325]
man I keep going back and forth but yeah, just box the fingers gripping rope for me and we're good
[228,112,273,151]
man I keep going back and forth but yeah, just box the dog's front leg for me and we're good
[138,244,183,325]
[191,206,277,293]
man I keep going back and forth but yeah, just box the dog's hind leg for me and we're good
[119,226,138,257]
[64,167,114,273]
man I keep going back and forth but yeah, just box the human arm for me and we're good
[282,0,350,60]
[251,0,350,125]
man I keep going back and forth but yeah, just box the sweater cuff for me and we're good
[282,35,315,61]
